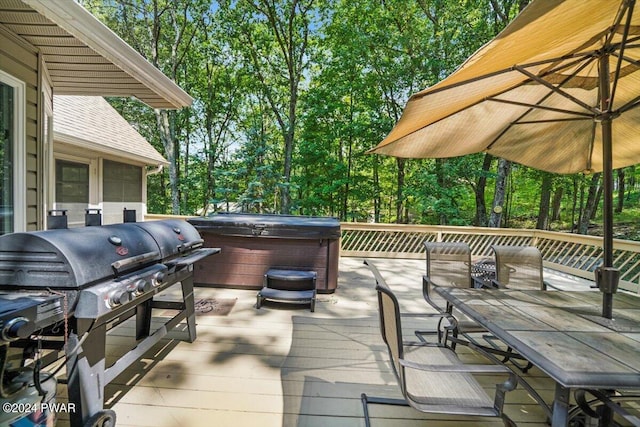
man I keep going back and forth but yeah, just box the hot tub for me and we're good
[188,213,340,293]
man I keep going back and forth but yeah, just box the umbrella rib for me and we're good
[515,117,591,125]
[435,54,597,137]
[485,56,598,151]
[618,96,640,114]
[514,65,599,114]
[487,98,593,118]
[410,50,604,102]
[609,0,635,106]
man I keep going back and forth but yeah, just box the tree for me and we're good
[85,0,210,214]
[489,159,511,227]
[536,173,553,230]
[616,168,626,213]
[220,0,320,214]
[578,173,602,234]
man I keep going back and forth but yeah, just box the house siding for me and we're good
[0,25,42,231]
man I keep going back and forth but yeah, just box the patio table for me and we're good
[433,287,640,426]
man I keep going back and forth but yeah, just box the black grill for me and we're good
[0,219,219,427]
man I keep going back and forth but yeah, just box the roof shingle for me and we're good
[53,95,168,166]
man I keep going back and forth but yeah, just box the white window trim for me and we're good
[0,70,26,232]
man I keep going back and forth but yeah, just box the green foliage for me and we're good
[83,1,640,240]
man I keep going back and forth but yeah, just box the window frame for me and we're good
[102,159,143,203]
[55,159,90,204]
[0,70,26,233]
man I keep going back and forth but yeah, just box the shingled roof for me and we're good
[53,95,168,166]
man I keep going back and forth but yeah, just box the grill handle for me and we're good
[177,239,204,253]
[111,251,160,275]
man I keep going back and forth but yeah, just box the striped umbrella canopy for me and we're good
[370,0,640,318]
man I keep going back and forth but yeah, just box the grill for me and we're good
[0,293,63,426]
[0,219,219,427]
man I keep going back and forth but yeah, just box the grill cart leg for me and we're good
[135,299,153,340]
[181,275,197,343]
[66,326,107,427]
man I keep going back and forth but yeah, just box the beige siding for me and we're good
[0,25,42,231]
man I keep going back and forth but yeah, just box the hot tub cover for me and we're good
[188,213,340,240]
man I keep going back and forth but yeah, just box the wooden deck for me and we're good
[53,258,620,427]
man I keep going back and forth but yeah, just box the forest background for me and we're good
[81,0,640,240]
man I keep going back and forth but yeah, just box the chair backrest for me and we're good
[425,241,472,288]
[364,260,407,395]
[491,245,544,290]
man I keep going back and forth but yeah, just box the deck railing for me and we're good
[340,222,640,294]
[145,214,640,294]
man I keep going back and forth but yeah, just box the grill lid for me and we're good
[132,219,203,262]
[0,223,160,290]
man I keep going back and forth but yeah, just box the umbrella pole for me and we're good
[599,54,618,320]
[601,119,615,320]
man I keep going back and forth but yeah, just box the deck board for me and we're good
[50,257,634,426]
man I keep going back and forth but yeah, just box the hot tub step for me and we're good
[257,269,317,311]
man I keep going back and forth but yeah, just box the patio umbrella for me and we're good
[369,0,640,319]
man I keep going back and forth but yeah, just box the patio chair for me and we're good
[490,245,553,290]
[419,242,486,345]
[488,245,556,372]
[420,242,537,374]
[422,241,482,310]
[361,259,518,427]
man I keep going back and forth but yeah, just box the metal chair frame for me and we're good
[362,260,519,427]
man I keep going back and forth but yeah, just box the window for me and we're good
[103,160,142,202]
[0,82,14,234]
[55,160,89,203]
[0,71,25,234]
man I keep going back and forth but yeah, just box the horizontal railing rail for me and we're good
[340,223,640,294]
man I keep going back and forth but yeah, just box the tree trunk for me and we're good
[590,183,603,220]
[373,157,381,223]
[551,186,563,221]
[396,158,406,223]
[536,173,553,230]
[155,110,180,214]
[578,173,601,234]
[571,177,580,232]
[474,154,493,226]
[489,159,511,227]
[281,129,294,214]
[616,168,625,213]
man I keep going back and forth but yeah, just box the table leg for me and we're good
[551,383,570,427]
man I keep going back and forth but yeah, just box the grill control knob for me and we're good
[135,279,152,294]
[152,271,165,287]
[2,317,35,341]
[109,289,132,307]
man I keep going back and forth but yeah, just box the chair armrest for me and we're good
[422,275,445,312]
[401,312,446,318]
[399,358,512,374]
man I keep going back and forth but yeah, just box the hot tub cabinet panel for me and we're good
[188,214,340,293]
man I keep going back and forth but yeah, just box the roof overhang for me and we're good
[1,0,192,109]
[54,131,169,167]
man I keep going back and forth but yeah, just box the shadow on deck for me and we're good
[54,257,609,427]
